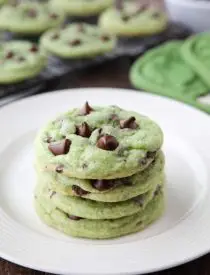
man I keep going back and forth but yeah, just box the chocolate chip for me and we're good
[51,33,59,40]
[48,139,71,156]
[27,9,37,18]
[72,185,90,196]
[55,164,64,173]
[82,163,88,169]
[69,39,81,46]
[115,0,123,10]
[18,56,25,62]
[136,221,142,226]
[101,35,110,42]
[30,45,38,53]
[5,51,14,59]
[97,135,119,151]
[122,15,130,21]
[154,185,161,197]
[152,12,160,19]
[68,214,83,221]
[139,158,147,166]
[44,136,53,143]
[80,102,94,115]
[146,151,157,159]
[120,117,138,129]
[76,122,91,138]
[50,191,56,199]
[121,1,147,22]
[133,195,144,206]
[50,13,58,19]
[139,151,157,166]
[91,179,115,191]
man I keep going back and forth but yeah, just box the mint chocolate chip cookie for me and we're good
[99,0,168,37]
[49,0,113,17]
[40,23,116,59]
[0,41,46,84]
[35,103,163,179]
[0,1,65,35]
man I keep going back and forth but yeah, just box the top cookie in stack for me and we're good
[34,103,165,239]
[35,103,163,179]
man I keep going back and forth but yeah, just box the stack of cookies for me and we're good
[34,103,165,239]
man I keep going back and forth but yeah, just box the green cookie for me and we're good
[49,0,113,16]
[36,151,165,202]
[35,186,164,239]
[35,104,164,179]
[0,1,65,35]
[99,0,168,37]
[181,32,210,89]
[130,41,210,113]
[0,41,46,84]
[35,179,160,219]
[40,23,116,59]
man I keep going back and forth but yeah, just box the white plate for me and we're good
[0,88,210,275]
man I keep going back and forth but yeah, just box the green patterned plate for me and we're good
[130,40,210,113]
